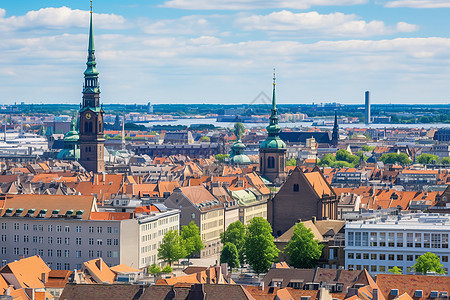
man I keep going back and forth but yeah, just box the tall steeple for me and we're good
[331,110,339,147]
[259,70,287,184]
[78,0,105,174]
[261,69,285,149]
[83,0,100,108]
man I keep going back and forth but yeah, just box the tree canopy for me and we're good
[417,154,440,165]
[379,153,412,165]
[220,242,240,270]
[180,221,204,259]
[413,252,445,275]
[286,158,297,166]
[284,222,323,268]
[158,230,187,266]
[221,221,247,264]
[234,122,245,140]
[388,266,402,275]
[244,217,279,274]
[319,150,360,167]
[215,154,230,162]
[442,157,450,165]
[148,264,161,278]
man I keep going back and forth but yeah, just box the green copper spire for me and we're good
[84,1,98,77]
[260,69,286,149]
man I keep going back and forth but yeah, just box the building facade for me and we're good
[345,212,450,275]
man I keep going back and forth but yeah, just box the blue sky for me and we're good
[0,0,449,105]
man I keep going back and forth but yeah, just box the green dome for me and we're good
[57,148,80,160]
[232,140,246,150]
[64,130,79,142]
[231,154,252,164]
[260,137,286,149]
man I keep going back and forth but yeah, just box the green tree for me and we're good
[158,230,187,266]
[442,157,450,165]
[362,145,375,152]
[330,161,354,168]
[284,222,323,268]
[417,154,440,165]
[234,122,245,140]
[336,149,360,165]
[286,158,297,166]
[220,242,240,271]
[215,154,230,162]
[162,265,173,274]
[319,153,335,166]
[200,136,211,142]
[148,264,161,278]
[380,153,412,165]
[388,266,402,274]
[221,221,246,264]
[180,221,204,260]
[413,252,445,275]
[244,217,279,274]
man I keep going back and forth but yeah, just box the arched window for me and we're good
[293,184,299,192]
[88,122,93,133]
[268,156,275,169]
[85,122,88,132]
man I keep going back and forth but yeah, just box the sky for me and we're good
[0,0,449,105]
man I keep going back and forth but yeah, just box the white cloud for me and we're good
[142,15,217,35]
[0,6,126,32]
[236,11,418,37]
[382,0,450,8]
[161,0,368,10]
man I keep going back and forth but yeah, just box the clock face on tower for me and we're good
[86,112,92,120]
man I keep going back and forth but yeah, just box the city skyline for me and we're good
[0,0,449,105]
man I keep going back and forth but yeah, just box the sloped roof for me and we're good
[179,186,217,205]
[89,212,133,220]
[82,258,116,284]
[60,283,141,300]
[275,221,323,243]
[0,194,96,220]
[303,171,333,197]
[110,264,141,274]
[0,255,50,289]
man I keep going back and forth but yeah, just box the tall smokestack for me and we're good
[365,91,371,125]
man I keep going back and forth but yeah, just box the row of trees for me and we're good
[220,218,323,274]
[320,150,360,168]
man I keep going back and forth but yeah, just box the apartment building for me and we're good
[345,212,450,275]
[0,194,179,270]
[397,169,438,187]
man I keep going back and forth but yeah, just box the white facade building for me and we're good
[345,213,450,275]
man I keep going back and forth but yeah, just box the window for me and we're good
[14,223,19,230]
[443,234,448,248]
[1,247,6,254]
[38,225,44,231]
[65,238,70,245]
[355,232,361,246]
[33,236,38,243]
[380,254,386,260]
[107,251,112,258]
[33,225,38,231]
[370,232,377,247]
[76,250,82,258]
[415,233,421,248]
[23,224,29,231]
[114,239,119,246]
[388,233,395,247]
[76,226,82,233]
[48,249,53,257]
[363,253,369,260]
[114,227,119,234]
[407,233,413,247]
[424,233,430,248]
[48,225,53,232]
[356,253,361,259]
[56,263,61,270]
[379,232,386,247]
[38,249,43,256]
[432,234,441,248]
[56,250,62,257]
[23,236,29,243]
[96,251,102,257]
[293,184,299,192]
[362,232,369,247]
[348,265,354,271]
[56,225,62,232]
[379,266,386,272]
[13,235,19,242]
[88,250,94,258]
[388,254,394,261]
[371,265,377,272]
[107,239,112,246]
[64,226,70,233]
[13,247,19,255]
[442,256,448,263]
[107,227,112,234]
[371,254,377,260]
[64,250,70,258]
[397,233,403,247]
[113,251,118,258]
[48,237,53,244]
[97,239,103,246]
[1,223,6,230]
[64,263,70,270]
[38,237,43,244]
[348,232,354,246]
[56,237,62,244]
[89,238,94,245]
[89,226,94,233]
[397,255,403,261]
[76,238,82,245]
[1,235,5,242]
[407,255,413,261]
[97,227,102,234]
[23,248,29,255]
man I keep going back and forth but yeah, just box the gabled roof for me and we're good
[110,264,141,274]
[60,283,141,300]
[0,255,50,289]
[82,258,116,284]
[303,171,334,197]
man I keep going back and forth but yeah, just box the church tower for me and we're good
[79,1,105,173]
[331,110,339,147]
[259,71,287,184]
